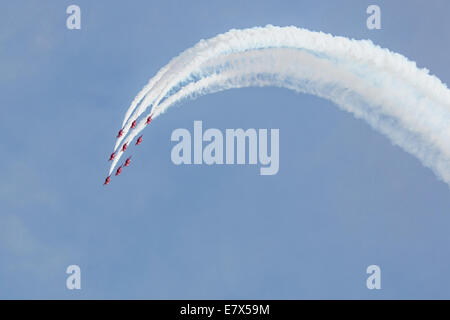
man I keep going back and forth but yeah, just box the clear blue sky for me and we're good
[0,0,449,299]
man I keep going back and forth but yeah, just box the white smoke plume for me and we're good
[108,26,450,186]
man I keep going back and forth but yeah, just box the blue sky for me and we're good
[0,0,449,299]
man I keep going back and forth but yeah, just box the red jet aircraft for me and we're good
[109,152,116,161]
[146,115,152,125]
[104,176,111,185]
[131,120,137,129]
[136,135,143,145]
[124,157,131,167]
[122,143,128,152]
[117,129,124,138]
[115,166,122,176]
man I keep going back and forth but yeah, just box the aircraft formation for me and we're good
[104,115,152,185]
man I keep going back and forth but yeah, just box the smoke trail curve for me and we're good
[108,26,450,186]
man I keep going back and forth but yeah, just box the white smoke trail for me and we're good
[115,25,450,151]
[144,25,450,118]
[115,35,232,150]
[120,69,165,128]
[109,26,450,185]
[115,65,170,150]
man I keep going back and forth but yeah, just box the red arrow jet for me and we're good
[122,143,128,152]
[104,176,111,185]
[146,115,152,125]
[131,120,137,129]
[109,152,116,161]
[124,157,131,167]
[117,129,124,138]
[136,135,143,145]
[115,166,123,176]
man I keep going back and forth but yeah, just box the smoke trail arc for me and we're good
[108,26,450,186]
